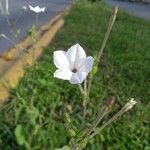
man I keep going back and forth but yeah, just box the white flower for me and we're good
[22,6,27,11]
[0,33,7,39]
[123,98,137,112]
[53,43,94,84]
[29,5,45,13]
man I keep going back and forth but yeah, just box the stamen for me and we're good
[72,68,77,73]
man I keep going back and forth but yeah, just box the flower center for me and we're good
[72,68,77,73]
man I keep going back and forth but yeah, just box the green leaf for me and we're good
[38,79,47,86]
[55,145,71,150]
[15,125,26,146]
[26,106,39,125]
[80,137,88,149]
[68,129,76,137]
[92,65,98,75]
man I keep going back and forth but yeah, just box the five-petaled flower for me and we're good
[29,5,45,13]
[53,43,94,84]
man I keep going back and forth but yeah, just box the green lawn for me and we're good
[0,0,150,149]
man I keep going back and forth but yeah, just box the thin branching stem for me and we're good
[0,0,4,14]
[84,79,87,91]
[36,14,39,28]
[97,6,118,64]
[1,35,24,51]
[13,10,24,26]
[87,7,118,98]
[82,92,87,127]
[78,84,85,95]
[87,106,110,136]
[89,107,126,138]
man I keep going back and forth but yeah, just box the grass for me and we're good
[0,0,150,149]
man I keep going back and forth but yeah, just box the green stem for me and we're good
[13,10,24,26]
[0,0,4,14]
[82,91,88,127]
[86,7,118,116]
[36,14,39,28]
[89,108,125,138]
[4,14,19,38]
[87,106,109,136]
[81,79,90,127]
[78,84,84,95]
[97,6,118,64]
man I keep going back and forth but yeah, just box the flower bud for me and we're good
[66,104,72,113]
[122,98,137,112]
[112,6,118,22]
[0,34,7,39]
[92,65,98,76]
[105,96,115,108]
[3,52,12,61]
[22,6,27,11]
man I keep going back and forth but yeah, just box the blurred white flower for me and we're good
[29,5,45,13]
[0,33,7,39]
[22,6,27,11]
[53,43,94,84]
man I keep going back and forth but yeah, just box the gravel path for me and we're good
[0,0,72,53]
[105,0,150,20]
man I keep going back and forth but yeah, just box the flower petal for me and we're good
[29,5,45,13]
[41,7,45,12]
[74,58,86,70]
[54,69,73,80]
[79,56,94,73]
[66,43,86,69]
[53,51,70,70]
[69,71,87,84]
